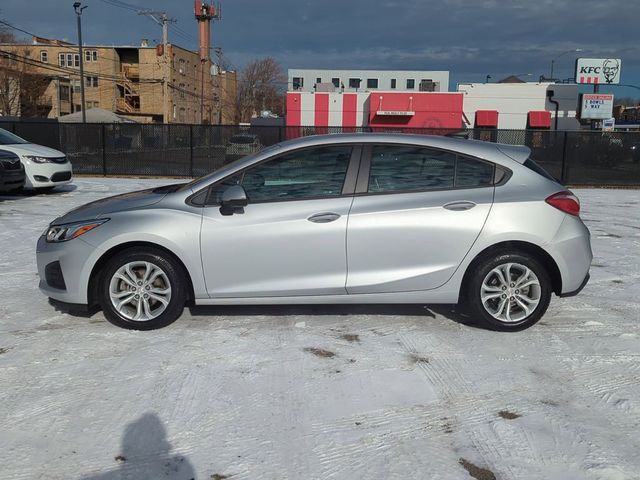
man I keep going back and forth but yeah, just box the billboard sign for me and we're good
[581,94,614,119]
[576,58,621,84]
[602,118,615,132]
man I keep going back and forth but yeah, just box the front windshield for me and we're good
[177,143,282,192]
[0,128,29,145]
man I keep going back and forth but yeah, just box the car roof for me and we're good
[274,133,530,164]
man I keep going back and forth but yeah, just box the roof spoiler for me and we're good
[497,144,531,164]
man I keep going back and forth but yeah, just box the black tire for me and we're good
[464,251,552,332]
[98,247,187,330]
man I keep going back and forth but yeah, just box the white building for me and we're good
[457,82,580,130]
[288,69,450,93]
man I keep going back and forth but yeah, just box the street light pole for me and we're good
[73,2,87,123]
[549,48,582,81]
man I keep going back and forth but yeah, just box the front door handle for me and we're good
[308,212,341,223]
[443,201,477,211]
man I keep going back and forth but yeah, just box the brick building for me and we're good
[0,36,236,124]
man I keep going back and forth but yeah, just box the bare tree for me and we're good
[0,23,52,117]
[235,57,285,123]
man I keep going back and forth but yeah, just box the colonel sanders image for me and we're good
[603,59,620,84]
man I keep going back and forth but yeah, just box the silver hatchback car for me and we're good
[37,134,592,331]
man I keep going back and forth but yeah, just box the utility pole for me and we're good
[138,11,174,123]
[73,2,87,123]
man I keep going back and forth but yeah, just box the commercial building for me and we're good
[0,36,236,123]
[457,81,580,130]
[288,69,449,93]
[286,91,464,129]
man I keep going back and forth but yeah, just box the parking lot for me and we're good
[1,178,639,480]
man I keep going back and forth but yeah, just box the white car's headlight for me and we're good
[45,219,109,243]
[25,155,51,164]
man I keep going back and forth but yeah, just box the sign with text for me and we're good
[581,94,614,119]
[575,58,621,84]
[602,118,615,132]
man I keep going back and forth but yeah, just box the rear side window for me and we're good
[367,145,495,193]
[368,146,455,193]
[524,158,556,182]
[456,156,495,188]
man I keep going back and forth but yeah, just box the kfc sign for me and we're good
[576,58,621,85]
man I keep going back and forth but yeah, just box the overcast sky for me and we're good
[1,0,638,98]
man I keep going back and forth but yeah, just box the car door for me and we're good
[200,144,361,298]
[346,143,496,294]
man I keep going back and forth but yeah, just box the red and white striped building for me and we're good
[286,91,465,130]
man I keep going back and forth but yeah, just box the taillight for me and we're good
[545,191,580,217]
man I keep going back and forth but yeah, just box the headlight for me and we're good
[25,155,51,164]
[45,219,109,243]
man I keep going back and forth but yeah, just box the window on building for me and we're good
[66,53,73,67]
[292,77,303,90]
[92,51,98,62]
[366,78,379,89]
[406,79,415,89]
[179,59,185,74]
[74,54,80,67]
[331,78,340,88]
[179,107,186,122]
[419,79,436,92]
[85,50,91,62]
[348,78,361,89]
[40,51,48,63]
[72,79,82,93]
[390,79,397,89]
[316,77,322,84]
[179,83,185,99]
[85,76,98,87]
[59,85,70,101]
[59,53,65,67]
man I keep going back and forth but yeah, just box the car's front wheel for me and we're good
[465,252,552,331]
[98,247,187,330]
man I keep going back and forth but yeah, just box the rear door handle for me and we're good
[308,212,341,223]
[443,201,477,211]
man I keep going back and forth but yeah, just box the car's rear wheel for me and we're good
[98,248,186,330]
[465,252,552,331]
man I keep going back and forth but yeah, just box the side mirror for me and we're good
[220,184,248,215]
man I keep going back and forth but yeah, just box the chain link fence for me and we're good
[1,121,639,186]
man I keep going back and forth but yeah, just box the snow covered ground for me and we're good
[0,178,639,480]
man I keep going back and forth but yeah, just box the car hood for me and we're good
[51,186,176,225]
[0,143,65,158]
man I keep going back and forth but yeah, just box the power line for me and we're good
[0,19,40,39]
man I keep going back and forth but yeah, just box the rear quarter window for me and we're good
[524,158,557,182]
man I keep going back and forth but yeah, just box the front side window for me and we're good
[368,145,455,193]
[234,146,352,203]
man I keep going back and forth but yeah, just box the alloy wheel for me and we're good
[108,261,172,322]
[480,262,541,323]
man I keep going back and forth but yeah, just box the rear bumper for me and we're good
[547,216,593,296]
[559,272,590,297]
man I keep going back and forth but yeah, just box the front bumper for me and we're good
[24,160,73,189]
[0,168,25,192]
[36,234,98,305]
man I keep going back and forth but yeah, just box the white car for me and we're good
[0,128,72,190]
